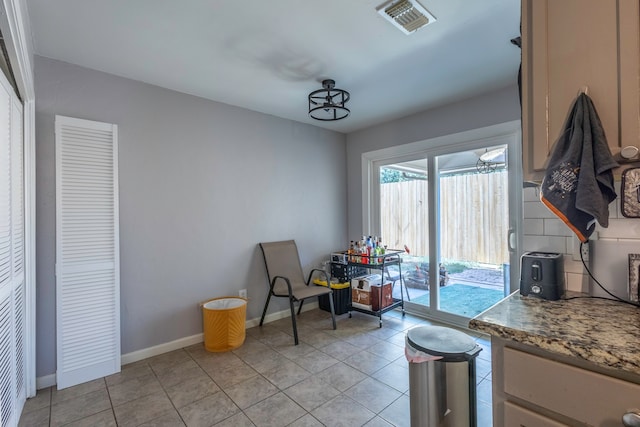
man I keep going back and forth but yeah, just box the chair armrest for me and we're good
[306,268,329,286]
[271,275,294,296]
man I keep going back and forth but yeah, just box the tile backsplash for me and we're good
[522,181,640,293]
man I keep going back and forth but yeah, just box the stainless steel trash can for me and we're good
[406,325,481,427]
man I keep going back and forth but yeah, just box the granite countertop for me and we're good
[469,292,640,376]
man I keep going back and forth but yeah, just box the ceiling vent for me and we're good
[377,0,437,35]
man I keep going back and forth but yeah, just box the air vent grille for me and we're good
[377,0,436,35]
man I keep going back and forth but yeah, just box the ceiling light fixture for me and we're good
[308,79,350,121]
[479,147,506,163]
[476,147,507,174]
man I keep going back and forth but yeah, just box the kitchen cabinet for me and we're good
[503,401,567,427]
[469,293,640,427]
[521,0,640,181]
[492,338,640,427]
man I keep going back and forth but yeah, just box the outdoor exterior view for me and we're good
[380,146,509,319]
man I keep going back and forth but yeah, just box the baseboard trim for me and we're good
[247,300,318,327]
[121,333,205,365]
[37,301,320,389]
[36,373,56,390]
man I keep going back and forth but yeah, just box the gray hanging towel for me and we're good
[540,93,618,243]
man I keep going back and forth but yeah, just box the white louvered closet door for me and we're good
[55,116,120,389]
[0,65,25,426]
[10,95,25,421]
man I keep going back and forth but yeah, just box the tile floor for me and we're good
[19,309,493,427]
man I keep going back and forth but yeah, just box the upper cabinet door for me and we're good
[521,0,639,181]
[620,0,640,158]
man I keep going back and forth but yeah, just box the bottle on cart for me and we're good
[372,240,379,264]
[348,241,355,262]
[367,236,374,264]
[360,240,369,264]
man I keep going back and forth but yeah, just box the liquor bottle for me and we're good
[361,241,369,265]
[368,236,375,264]
[372,237,377,264]
[376,238,383,263]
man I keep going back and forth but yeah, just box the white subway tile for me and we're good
[523,187,540,202]
[523,218,543,236]
[564,257,587,274]
[543,218,574,237]
[566,272,589,293]
[597,218,640,239]
[522,235,567,254]
[565,237,574,255]
[523,201,558,219]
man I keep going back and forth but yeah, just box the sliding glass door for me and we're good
[379,160,430,304]
[435,147,510,318]
[367,123,522,326]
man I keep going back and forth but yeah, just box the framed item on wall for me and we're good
[621,167,640,218]
[628,253,640,302]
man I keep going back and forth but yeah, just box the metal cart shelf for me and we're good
[331,249,405,327]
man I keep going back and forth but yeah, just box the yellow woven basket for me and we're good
[201,297,247,352]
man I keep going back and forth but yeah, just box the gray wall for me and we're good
[35,56,347,377]
[345,85,521,238]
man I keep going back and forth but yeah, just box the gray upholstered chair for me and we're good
[259,240,336,345]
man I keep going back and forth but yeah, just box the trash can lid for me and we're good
[406,325,481,362]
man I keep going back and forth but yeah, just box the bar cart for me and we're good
[330,249,405,327]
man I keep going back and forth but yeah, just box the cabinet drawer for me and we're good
[504,401,568,427]
[504,347,640,425]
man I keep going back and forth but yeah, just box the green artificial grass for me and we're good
[411,283,504,318]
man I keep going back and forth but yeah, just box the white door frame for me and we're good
[0,0,36,397]
[362,121,523,325]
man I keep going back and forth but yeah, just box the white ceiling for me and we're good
[25,0,521,134]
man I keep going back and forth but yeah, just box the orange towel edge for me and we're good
[540,196,588,243]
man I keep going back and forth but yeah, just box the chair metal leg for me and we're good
[328,292,337,330]
[289,297,299,345]
[403,280,411,301]
[259,293,272,326]
[297,299,304,315]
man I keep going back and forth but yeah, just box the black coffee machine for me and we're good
[520,252,565,300]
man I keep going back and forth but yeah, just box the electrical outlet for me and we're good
[580,241,589,261]
[572,239,590,261]
[238,289,247,299]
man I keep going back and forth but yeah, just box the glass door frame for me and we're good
[361,121,523,327]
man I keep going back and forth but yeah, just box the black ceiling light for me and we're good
[308,79,350,121]
[476,147,506,174]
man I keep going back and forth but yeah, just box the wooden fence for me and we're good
[380,171,509,265]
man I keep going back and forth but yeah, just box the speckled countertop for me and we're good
[469,292,640,376]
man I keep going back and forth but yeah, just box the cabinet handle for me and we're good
[623,411,640,427]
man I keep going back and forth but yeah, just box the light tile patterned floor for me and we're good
[19,309,493,427]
